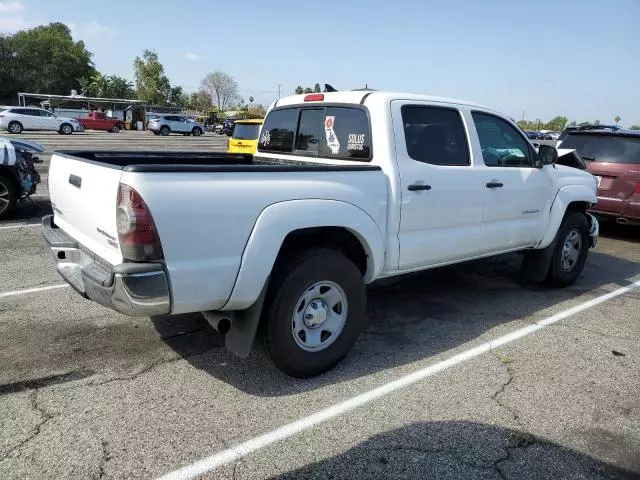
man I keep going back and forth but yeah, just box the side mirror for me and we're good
[538,144,558,166]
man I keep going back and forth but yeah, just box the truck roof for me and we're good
[272,90,497,113]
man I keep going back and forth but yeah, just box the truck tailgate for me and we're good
[48,153,123,265]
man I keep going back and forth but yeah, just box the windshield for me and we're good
[560,134,640,164]
[232,124,260,140]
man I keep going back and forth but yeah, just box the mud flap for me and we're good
[225,278,269,359]
[522,237,557,282]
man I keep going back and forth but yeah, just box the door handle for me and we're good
[408,184,432,191]
[485,181,503,189]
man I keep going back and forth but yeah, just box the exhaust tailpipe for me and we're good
[202,311,232,334]
[616,218,628,225]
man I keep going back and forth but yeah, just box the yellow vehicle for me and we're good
[227,118,263,154]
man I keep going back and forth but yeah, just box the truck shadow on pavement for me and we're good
[266,420,640,480]
[152,247,640,397]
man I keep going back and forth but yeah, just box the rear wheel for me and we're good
[259,248,366,378]
[8,121,22,134]
[160,126,170,136]
[0,175,17,219]
[60,123,73,135]
[545,212,589,287]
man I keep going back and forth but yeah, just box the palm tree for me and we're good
[614,115,621,125]
[87,72,109,97]
[107,75,135,98]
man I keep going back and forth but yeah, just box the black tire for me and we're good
[8,121,23,134]
[153,131,160,136]
[259,248,366,378]
[192,127,202,136]
[0,174,17,219]
[111,125,121,133]
[60,123,73,135]
[160,126,170,136]
[545,212,589,287]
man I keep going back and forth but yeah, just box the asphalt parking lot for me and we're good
[1,131,639,480]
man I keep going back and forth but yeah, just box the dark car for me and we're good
[558,129,640,225]
[524,130,541,140]
[221,118,236,136]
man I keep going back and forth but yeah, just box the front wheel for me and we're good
[111,125,121,133]
[545,212,589,287]
[8,121,23,134]
[259,249,366,378]
[192,127,202,136]
[60,123,73,135]
[0,175,17,219]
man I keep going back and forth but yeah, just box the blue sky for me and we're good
[1,0,639,125]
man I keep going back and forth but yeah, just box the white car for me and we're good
[43,89,599,377]
[0,106,81,134]
[147,114,204,136]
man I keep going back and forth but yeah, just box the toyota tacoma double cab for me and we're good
[43,90,599,377]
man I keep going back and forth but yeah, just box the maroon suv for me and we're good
[559,130,640,225]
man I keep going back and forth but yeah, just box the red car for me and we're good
[559,129,640,225]
[78,112,126,133]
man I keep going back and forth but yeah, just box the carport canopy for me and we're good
[17,92,146,109]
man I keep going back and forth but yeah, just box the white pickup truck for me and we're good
[43,90,599,377]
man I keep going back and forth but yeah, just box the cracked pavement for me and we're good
[1,132,639,479]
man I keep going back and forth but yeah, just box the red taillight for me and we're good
[116,183,163,261]
[635,182,640,194]
[303,94,324,102]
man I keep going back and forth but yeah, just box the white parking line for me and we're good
[156,279,640,480]
[0,223,40,230]
[0,284,69,298]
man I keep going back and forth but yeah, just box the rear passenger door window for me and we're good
[472,112,533,167]
[401,105,470,166]
[258,108,298,153]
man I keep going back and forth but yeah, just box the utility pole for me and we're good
[278,84,281,99]
[522,111,525,122]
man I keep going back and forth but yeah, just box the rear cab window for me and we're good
[258,105,372,161]
[559,133,640,164]
[232,123,261,140]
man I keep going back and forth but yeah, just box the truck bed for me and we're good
[54,151,381,173]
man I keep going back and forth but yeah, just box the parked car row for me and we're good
[524,130,559,141]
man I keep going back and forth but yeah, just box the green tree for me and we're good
[614,115,621,125]
[134,49,171,105]
[168,86,185,106]
[594,119,600,125]
[630,125,640,130]
[106,75,135,98]
[201,71,239,111]
[87,72,109,97]
[294,86,304,94]
[313,83,321,93]
[188,89,213,112]
[543,115,568,132]
[0,23,94,103]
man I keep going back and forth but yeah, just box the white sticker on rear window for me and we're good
[260,130,271,146]
[347,133,366,151]
[324,116,340,154]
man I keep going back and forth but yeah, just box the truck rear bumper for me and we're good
[42,215,171,317]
